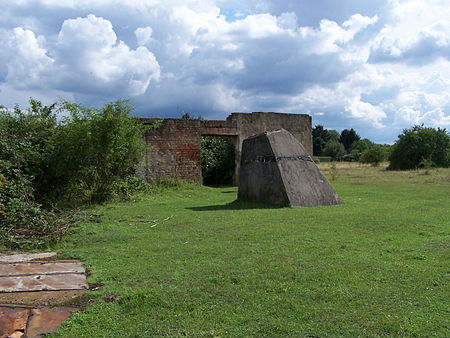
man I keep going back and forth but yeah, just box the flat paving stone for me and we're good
[0,253,57,263]
[0,307,29,338]
[0,253,88,336]
[0,306,78,338]
[0,261,85,277]
[26,308,76,338]
[0,273,88,293]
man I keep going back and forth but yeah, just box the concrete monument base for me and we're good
[238,129,343,207]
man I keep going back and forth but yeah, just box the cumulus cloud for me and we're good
[346,97,387,128]
[135,27,153,46]
[0,13,160,98]
[1,27,53,89]
[370,0,450,64]
[55,14,160,96]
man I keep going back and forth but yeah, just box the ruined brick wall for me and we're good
[141,112,312,184]
[142,118,204,183]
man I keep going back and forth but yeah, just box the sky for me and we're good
[1,0,449,144]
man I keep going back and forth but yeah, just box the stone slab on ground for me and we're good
[0,253,57,263]
[239,129,343,207]
[0,252,88,336]
[0,261,85,276]
[26,308,76,338]
[0,306,77,338]
[0,273,88,292]
[0,307,29,338]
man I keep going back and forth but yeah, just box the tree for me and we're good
[346,138,374,161]
[340,128,360,152]
[360,145,385,166]
[323,139,346,160]
[351,139,374,154]
[328,130,341,142]
[389,125,450,170]
[312,125,330,156]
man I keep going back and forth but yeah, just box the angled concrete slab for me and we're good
[239,129,343,207]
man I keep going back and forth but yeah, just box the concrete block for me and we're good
[238,129,343,207]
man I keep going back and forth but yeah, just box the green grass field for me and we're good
[52,165,449,337]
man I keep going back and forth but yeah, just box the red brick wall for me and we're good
[143,119,204,182]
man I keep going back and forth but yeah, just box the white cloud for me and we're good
[56,15,160,96]
[370,0,450,64]
[0,14,160,98]
[57,14,117,49]
[346,97,387,128]
[2,27,54,89]
[135,26,153,46]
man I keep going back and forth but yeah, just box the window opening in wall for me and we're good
[200,135,236,187]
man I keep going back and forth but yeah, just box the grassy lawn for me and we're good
[52,165,449,337]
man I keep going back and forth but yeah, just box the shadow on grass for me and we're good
[186,199,284,211]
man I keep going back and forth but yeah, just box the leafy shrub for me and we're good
[323,139,346,160]
[0,99,56,183]
[201,136,235,186]
[389,125,450,170]
[0,99,150,247]
[359,145,385,166]
[39,100,146,205]
[0,101,70,248]
[330,162,338,181]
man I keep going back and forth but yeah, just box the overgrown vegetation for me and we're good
[0,99,152,247]
[200,136,235,186]
[389,125,450,170]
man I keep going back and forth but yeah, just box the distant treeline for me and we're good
[312,125,450,169]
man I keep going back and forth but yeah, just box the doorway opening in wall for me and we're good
[200,135,236,187]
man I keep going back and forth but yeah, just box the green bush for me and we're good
[39,100,146,205]
[323,139,346,160]
[0,99,150,247]
[0,101,67,247]
[201,136,235,186]
[359,145,385,165]
[389,125,450,170]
